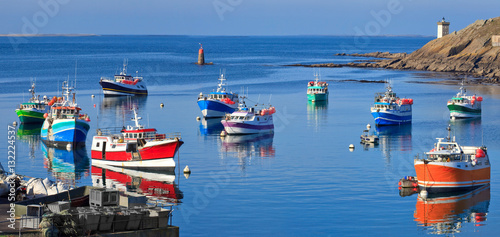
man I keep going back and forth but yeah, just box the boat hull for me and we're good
[307,93,328,102]
[41,119,90,147]
[221,121,274,135]
[371,110,412,125]
[100,80,148,96]
[414,161,490,193]
[447,103,481,118]
[198,99,237,118]
[91,138,183,170]
[16,109,47,124]
[91,158,175,171]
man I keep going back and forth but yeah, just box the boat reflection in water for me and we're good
[376,124,412,162]
[306,100,328,130]
[91,164,183,204]
[414,185,490,235]
[449,118,482,144]
[41,143,90,186]
[199,118,224,136]
[100,96,148,125]
[221,133,275,172]
[17,123,42,160]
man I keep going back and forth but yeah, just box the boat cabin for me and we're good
[307,87,327,94]
[50,106,82,119]
[20,102,46,110]
[121,128,158,141]
[373,103,395,110]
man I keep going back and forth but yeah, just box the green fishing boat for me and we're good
[307,74,329,102]
[15,82,52,124]
[446,81,482,119]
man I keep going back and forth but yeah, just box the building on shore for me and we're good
[437,17,450,38]
[493,35,500,47]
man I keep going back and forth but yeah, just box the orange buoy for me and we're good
[475,149,485,158]
[43,113,48,118]
[477,96,483,102]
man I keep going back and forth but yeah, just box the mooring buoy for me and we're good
[220,130,227,137]
[91,94,95,98]
[420,190,428,199]
[196,116,201,121]
[183,165,191,174]
[12,121,17,127]
[160,103,164,108]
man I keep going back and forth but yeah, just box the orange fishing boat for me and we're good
[414,126,490,192]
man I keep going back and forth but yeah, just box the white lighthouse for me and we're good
[437,17,450,38]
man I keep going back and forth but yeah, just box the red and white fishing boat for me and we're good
[91,109,183,171]
[414,126,490,192]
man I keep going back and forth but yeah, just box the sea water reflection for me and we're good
[99,96,148,127]
[41,143,90,186]
[414,185,490,235]
[91,165,183,204]
[376,124,412,163]
[219,133,275,173]
[306,100,328,130]
[17,123,42,160]
[199,118,224,136]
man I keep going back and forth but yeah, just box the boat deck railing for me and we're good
[97,128,181,140]
[145,132,182,141]
[96,127,123,136]
[415,153,475,163]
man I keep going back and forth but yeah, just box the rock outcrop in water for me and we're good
[289,17,500,83]
[377,17,500,82]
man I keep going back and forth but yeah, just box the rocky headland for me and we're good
[288,17,500,84]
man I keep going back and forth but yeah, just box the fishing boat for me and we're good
[447,81,482,119]
[197,73,239,118]
[99,60,148,96]
[90,108,183,171]
[360,124,379,144]
[370,83,412,125]
[307,74,328,102]
[15,82,51,124]
[414,126,490,193]
[41,81,90,148]
[221,101,275,135]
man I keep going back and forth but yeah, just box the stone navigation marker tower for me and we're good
[437,17,450,38]
[198,43,205,65]
[195,43,213,65]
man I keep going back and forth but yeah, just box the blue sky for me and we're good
[1,0,499,36]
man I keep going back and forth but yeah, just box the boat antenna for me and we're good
[74,60,78,91]
[446,124,451,142]
[268,94,272,104]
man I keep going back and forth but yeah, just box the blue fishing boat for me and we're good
[370,83,413,126]
[41,81,90,148]
[197,73,239,118]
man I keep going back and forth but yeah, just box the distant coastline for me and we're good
[0,34,99,37]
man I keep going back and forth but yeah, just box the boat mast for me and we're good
[121,59,128,76]
[217,71,227,92]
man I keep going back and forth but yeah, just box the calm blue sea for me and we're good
[1,36,500,236]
